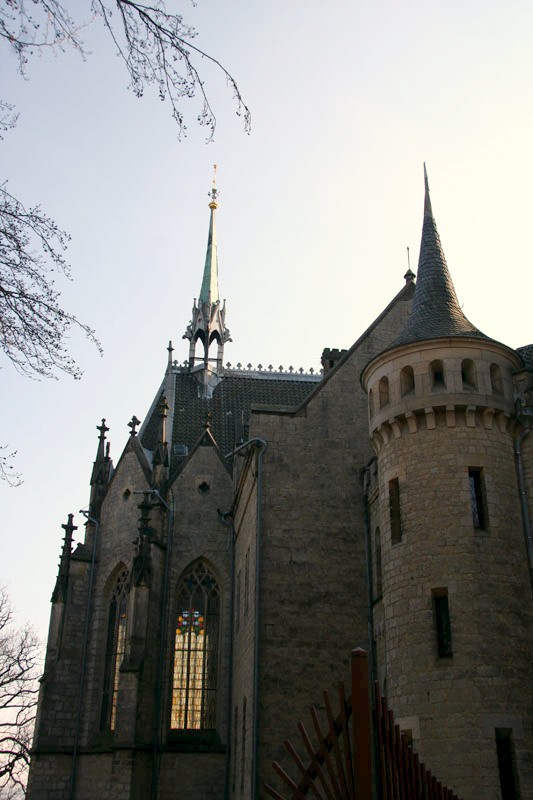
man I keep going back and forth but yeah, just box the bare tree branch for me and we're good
[0,589,41,797]
[0,183,102,380]
[1,0,251,139]
[0,448,22,488]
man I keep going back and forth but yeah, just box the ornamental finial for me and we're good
[209,164,219,209]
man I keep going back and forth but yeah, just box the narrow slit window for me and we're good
[374,526,383,598]
[469,467,488,530]
[232,705,238,793]
[495,728,520,800]
[241,697,247,793]
[236,569,241,632]
[389,478,402,544]
[432,589,452,658]
[244,548,250,616]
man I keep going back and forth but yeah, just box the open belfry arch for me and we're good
[27,168,533,800]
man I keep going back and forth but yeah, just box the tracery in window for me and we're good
[101,567,129,731]
[171,562,219,730]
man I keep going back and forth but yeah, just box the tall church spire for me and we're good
[199,167,220,305]
[183,166,231,397]
[392,164,489,348]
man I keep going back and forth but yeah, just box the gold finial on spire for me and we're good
[209,163,219,209]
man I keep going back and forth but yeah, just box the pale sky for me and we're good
[1,0,532,640]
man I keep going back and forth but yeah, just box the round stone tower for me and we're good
[362,169,533,800]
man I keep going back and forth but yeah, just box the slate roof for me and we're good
[391,170,490,348]
[140,369,320,470]
[517,345,533,369]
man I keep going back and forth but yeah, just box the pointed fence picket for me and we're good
[264,648,462,800]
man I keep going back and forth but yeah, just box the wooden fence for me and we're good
[264,648,462,800]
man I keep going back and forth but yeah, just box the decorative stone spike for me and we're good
[128,416,141,436]
[51,514,78,603]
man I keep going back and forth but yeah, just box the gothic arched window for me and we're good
[171,562,220,731]
[101,567,129,731]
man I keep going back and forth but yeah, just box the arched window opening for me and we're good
[379,377,389,408]
[101,567,129,731]
[369,388,375,418]
[203,330,222,369]
[461,359,477,390]
[430,360,446,389]
[490,363,503,394]
[400,366,415,397]
[171,562,220,731]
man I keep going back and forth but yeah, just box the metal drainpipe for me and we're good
[149,488,173,800]
[69,511,99,800]
[362,467,380,800]
[225,438,267,800]
[218,510,235,800]
[514,424,533,589]
[362,484,376,685]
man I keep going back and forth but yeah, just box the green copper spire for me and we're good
[199,166,219,304]
[183,167,231,396]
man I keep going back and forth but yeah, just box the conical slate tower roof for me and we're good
[392,166,490,348]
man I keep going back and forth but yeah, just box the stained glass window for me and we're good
[171,562,219,730]
[101,567,129,731]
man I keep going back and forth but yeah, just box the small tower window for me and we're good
[430,360,445,389]
[495,728,520,800]
[369,388,375,418]
[171,561,219,731]
[374,526,383,598]
[469,467,488,530]
[101,567,130,731]
[432,588,452,658]
[389,478,402,544]
[461,359,477,389]
[400,366,415,397]
[491,363,503,395]
[379,376,390,408]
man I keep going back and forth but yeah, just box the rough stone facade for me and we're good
[27,179,533,800]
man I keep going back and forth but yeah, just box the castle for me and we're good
[27,169,533,799]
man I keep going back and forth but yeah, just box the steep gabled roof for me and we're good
[140,369,319,470]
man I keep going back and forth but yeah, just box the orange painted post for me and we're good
[351,648,373,800]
